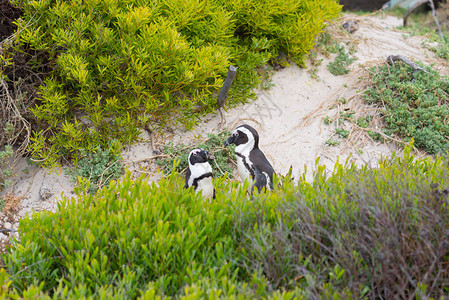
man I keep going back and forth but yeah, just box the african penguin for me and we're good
[224,124,275,192]
[184,148,215,199]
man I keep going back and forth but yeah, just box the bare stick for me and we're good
[217,66,237,130]
[428,0,444,40]
[386,55,427,73]
[218,108,226,131]
[0,228,18,233]
[217,66,238,109]
[403,0,443,39]
[213,157,226,176]
[403,0,428,27]
[127,154,169,164]
[145,123,156,152]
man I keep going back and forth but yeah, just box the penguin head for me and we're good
[224,124,259,149]
[188,148,214,166]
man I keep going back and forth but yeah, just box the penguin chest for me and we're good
[236,154,252,182]
[188,162,214,199]
[196,177,214,199]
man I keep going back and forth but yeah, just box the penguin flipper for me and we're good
[184,169,191,189]
[249,149,275,190]
[251,166,267,195]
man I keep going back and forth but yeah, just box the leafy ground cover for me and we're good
[0,146,13,193]
[327,43,356,75]
[317,18,449,156]
[308,30,357,78]
[67,140,124,193]
[363,61,449,154]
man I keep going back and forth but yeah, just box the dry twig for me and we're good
[386,55,427,73]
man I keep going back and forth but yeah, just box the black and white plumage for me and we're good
[224,124,275,193]
[184,148,215,199]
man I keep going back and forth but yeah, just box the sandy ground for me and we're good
[1,12,447,240]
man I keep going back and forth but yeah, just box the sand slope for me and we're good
[158,14,443,179]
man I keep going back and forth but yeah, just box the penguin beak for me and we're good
[224,136,234,147]
[206,151,215,160]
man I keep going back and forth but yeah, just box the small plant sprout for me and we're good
[326,138,340,146]
[336,128,350,139]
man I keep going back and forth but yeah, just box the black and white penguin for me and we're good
[184,148,215,199]
[224,124,275,193]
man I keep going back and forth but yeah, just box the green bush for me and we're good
[9,0,341,166]
[364,61,449,154]
[431,37,449,60]
[0,145,13,192]
[2,171,250,298]
[67,140,124,193]
[217,0,341,66]
[327,44,356,75]
[3,143,449,298]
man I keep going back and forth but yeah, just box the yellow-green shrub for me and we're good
[219,0,341,66]
[2,172,248,297]
[10,0,341,166]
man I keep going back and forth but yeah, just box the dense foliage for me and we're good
[67,140,124,193]
[0,145,13,192]
[2,144,449,298]
[364,61,449,154]
[5,0,341,166]
[326,43,356,75]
